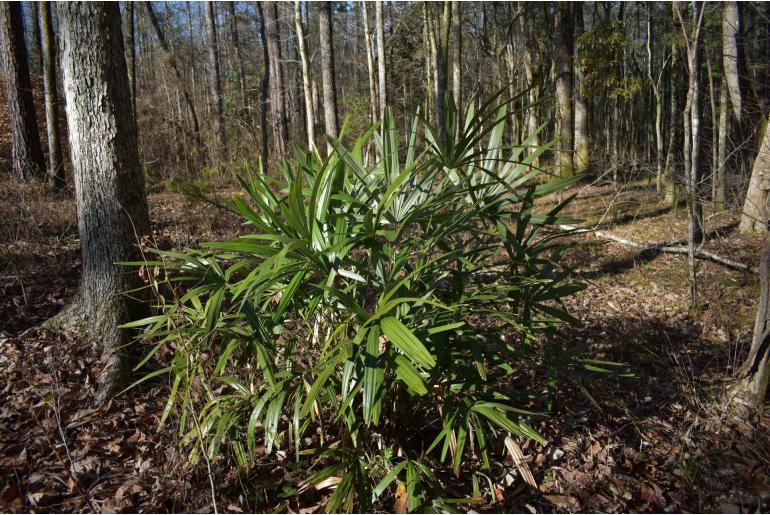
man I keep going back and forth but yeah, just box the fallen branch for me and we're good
[558,224,758,274]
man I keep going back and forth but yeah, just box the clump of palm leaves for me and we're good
[126,94,600,512]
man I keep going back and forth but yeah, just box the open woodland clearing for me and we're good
[1,1,769,513]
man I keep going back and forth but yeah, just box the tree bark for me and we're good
[362,2,378,128]
[263,1,288,160]
[676,2,705,301]
[739,113,770,233]
[318,1,339,151]
[226,2,247,109]
[205,1,226,161]
[646,3,664,191]
[295,1,315,153]
[722,1,742,127]
[732,232,770,408]
[574,2,589,175]
[0,2,45,182]
[58,1,151,405]
[28,1,42,76]
[451,0,461,118]
[715,80,729,211]
[555,2,574,178]
[256,3,270,165]
[518,2,540,168]
[124,3,136,121]
[435,2,450,147]
[375,0,387,121]
[40,1,64,191]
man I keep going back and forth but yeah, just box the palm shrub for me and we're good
[127,95,590,512]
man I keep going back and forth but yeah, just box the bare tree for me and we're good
[145,3,202,158]
[226,2,247,108]
[574,1,589,175]
[319,1,339,150]
[722,1,742,127]
[375,0,387,121]
[57,1,151,405]
[555,2,574,178]
[295,1,316,152]
[0,2,45,181]
[451,0,462,116]
[205,1,226,160]
[262,1,288,160]
[40,1,64,191]
[739,113,770,233]
[676,1,705,301]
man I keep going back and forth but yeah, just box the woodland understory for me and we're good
[1,1,769,513]
[0,178,767,514]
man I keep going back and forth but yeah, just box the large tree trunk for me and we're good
[263,1,288,160]
[375,0,387,121]
[124,3,136,121]
[318,1,339,152]
[40,2,64,191]
[435,2,450,146]
[722,1,742,128]
[732,233,770,409]
[295,1,315,153]
[574,1,589,175]
[0,2,45,181]
[57,1,151,405]
[739,114,770,233]
[205,1,226,161]
[555,2,574,178]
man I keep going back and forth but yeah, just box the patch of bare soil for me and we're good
[1,180,768,513]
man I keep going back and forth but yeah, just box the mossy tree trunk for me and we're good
[58,1,150,405]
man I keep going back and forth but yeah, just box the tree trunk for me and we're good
[722,1,742,127]
[664,9,681,206]
[715,81,729,211]
[739,114,770,233]
[732,232,770,409]
[0,2,45,182]
[256,2,270,164]
[451,0,461,119]
[518,2,540,168]
[319,1,339,152]
[555,2,574,178]
[677,2,705,301]
[40,2,64,191]
[124,2,136,121]
[226,2,247,109]
[263,1,288,160]
[375,0,387,121]
[435,2,450,147]
[362,2,378,127]
[646,3,664,191]
[295,1,315,153]
[205,1,225,161]
[28,1,42,76]
[574,1,589,175]
[57,1,151,405]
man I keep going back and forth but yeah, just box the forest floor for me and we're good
[0,177,768,513]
